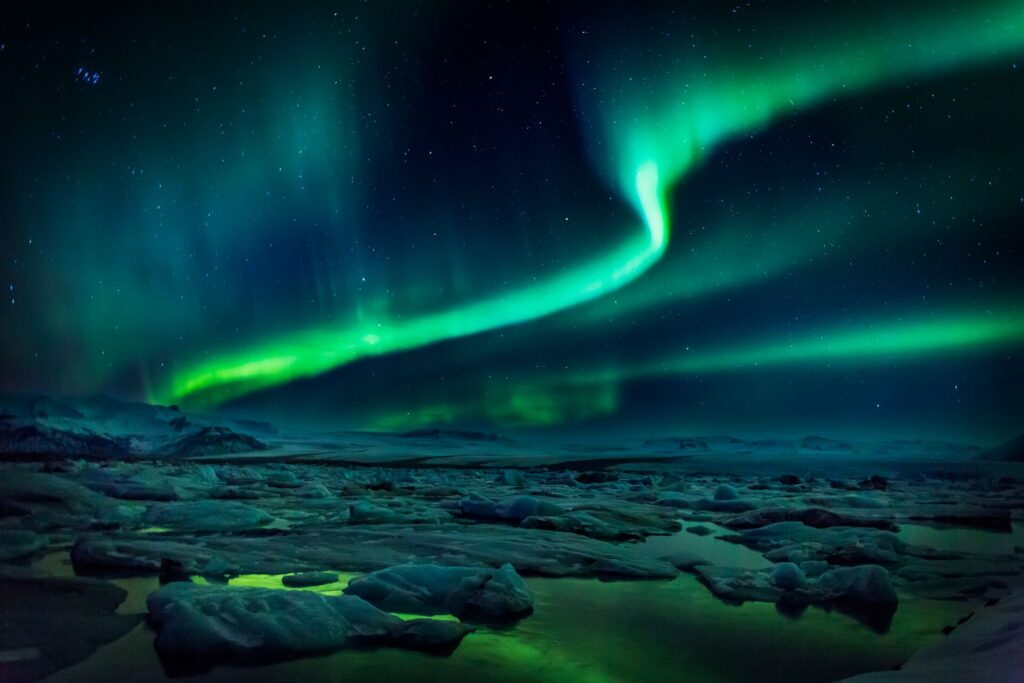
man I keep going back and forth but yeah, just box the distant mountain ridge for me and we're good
[0,394,270,459]
[974,433,1024,462]
[642,434,980,460]
[399,428,511,443]
[0,393,997,464]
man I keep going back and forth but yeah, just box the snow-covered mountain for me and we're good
[0,394,271,458]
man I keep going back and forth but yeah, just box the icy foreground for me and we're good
[147,582,474,656]
[1,431,1023,680]
[344,562,533,619]
[0,566,139,682]
[841,588,1024,682]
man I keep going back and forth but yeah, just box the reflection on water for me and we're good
[898,522,1024,555]
[110,576,161,615]
[637,522,774,570]
[191,571,358,596]
[43,567,973,683]
[31,550,75,578]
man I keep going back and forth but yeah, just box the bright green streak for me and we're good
[160,0,1024,408]
[673,317,1024,373]
[371,380,620,430]
[577,312,1024,384]
[162,166,667,407]
[595,1,1024,197]
[377,311,1024,429]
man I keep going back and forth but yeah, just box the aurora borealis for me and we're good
[1,1,1023,442]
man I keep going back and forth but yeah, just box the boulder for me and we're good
[281,571,339,588]
[714,485,739,501]
[344,563,533,620]
[143,500,273,532]
[721,507,897,532]
[772,562,806,590]
[146,582,473,657]
[459,494,564,522]
[817,565,898,604]
[0,529,48,560]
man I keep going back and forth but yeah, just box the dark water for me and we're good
[36,525,998,683]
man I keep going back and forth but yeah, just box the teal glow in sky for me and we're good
[156,0,1024,409]
[159,161,666,407]
[1,1,1023,440]
[575,311,1024,383]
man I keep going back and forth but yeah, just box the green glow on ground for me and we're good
[191,572,357,596]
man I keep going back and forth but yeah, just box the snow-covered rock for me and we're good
[520,502,680,541]
[840,588,1024,682]
[0,529,48,560]
[71,536,231,575]
[77,468,182,501]
[816,565,898,604]
[344,563,533,620]
[0,394,268,459]
[499,469,526,488]
[696,563,897,606]
[143,500,273,532]
[68,521,679,580]
[146,582,473,657]
[458,494,565,522]
[714,484,740,501]
[721,507,897,532]
[0,471,110,514]
[772,562,807,590]
[155,426,267,457]
[348,501,402,525]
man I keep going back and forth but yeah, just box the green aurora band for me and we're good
[366,310,1024,430]
[160,163,665,407]
[159,0,1024,409]
[576,311,1024,384]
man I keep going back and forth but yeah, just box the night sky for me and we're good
[2,1,1023,443]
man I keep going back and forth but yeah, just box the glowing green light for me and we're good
[159,162,667,407]
[671,315,1024,373]
[592,1,1024,199]
[575,311,1024,384]
[371,379,619,430]
[158,0,1024,408]
[635,161,664,251]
